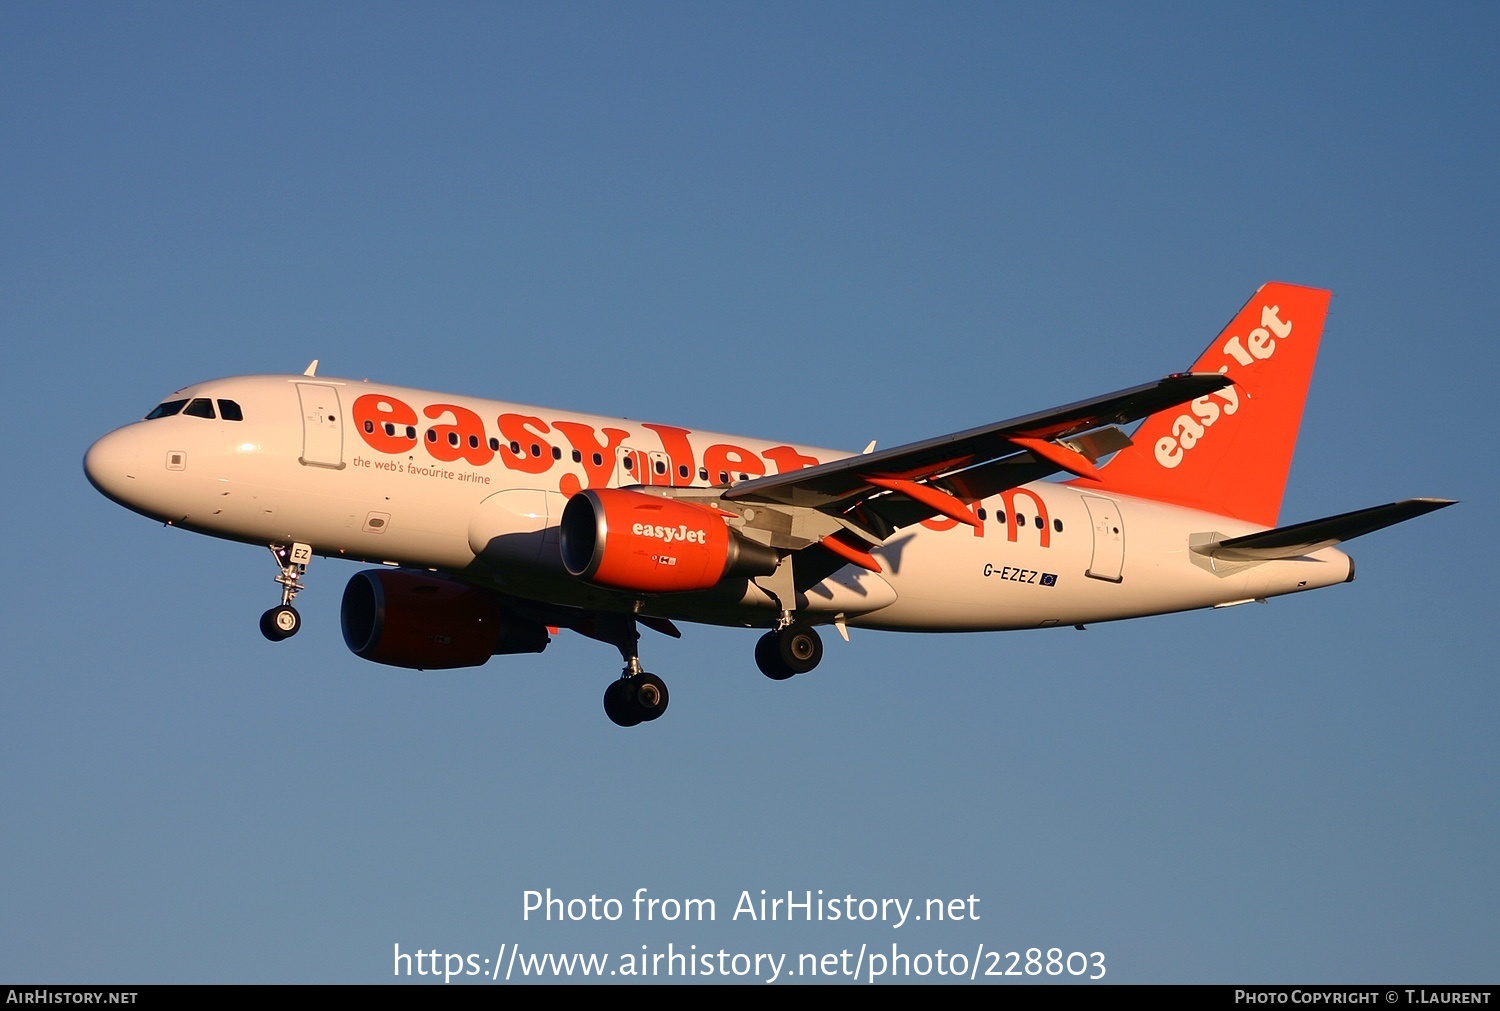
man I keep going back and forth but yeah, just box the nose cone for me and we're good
[84,426,144,508]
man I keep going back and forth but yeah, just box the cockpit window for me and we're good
[145,399,188,420]
[145,396,243,421]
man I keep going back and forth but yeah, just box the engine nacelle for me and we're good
[341,569,549,670]
[559,488,780,593]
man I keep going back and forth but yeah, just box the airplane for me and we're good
[84,282,1453,726]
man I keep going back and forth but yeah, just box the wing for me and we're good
[722,372,1232,542]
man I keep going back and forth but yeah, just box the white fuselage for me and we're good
[84,373,1354,632]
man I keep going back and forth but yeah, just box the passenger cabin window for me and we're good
[217,400,244,421]
[183,398,216,419]
[145,399,188,420]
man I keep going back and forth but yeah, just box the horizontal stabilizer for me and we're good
[1194,498,1456,561]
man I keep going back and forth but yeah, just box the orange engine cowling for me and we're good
[559,488,779,593]
[341,569,549,670]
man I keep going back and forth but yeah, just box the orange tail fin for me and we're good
[1086,282,1332,526]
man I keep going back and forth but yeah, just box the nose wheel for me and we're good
[260,542,312,642]
[260,605,301,641]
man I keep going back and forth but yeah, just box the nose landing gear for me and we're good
[260,542,312,642]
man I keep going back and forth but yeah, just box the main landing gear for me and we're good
[583,608,826,726]
[260,542,312,642]
[588,615,671,727]
[602,666,669,728]
[754,620,824,681]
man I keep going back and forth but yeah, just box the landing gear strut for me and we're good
[588,615,670,727]
[260,542,312,642]
[755,620,823,680]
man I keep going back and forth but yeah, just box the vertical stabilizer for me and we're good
[1085,282,1332,526]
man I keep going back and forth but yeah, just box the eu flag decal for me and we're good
[1040,573,1058,587]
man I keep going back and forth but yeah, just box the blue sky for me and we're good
[2,3,1494,983]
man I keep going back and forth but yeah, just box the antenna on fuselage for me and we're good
[303,360,319,377]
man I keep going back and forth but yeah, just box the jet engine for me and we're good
[341,569,549,669]
[559,488,779,593]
